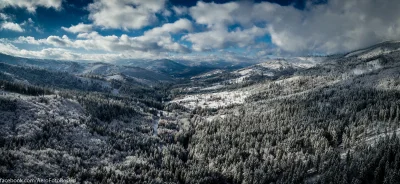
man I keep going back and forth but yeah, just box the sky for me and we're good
[0,0,399,63]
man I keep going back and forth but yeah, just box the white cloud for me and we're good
[88,0,166,30]
[0,13,10,20]
[186,0,400,54]
[184,26,267,51]
[144,18,192,36]
[135,18,193,53]
[1,37,259,63]
[15,36,43,45]
[1,22,24,32]
[15,19,192,54]
[62,23,93,33]
[20,18,34,26]
[172,6,188,16]
[254,0,400,54]
[4,0,400,62]
[18,18,44,33]
[0,41,160,62]
[185,1,269,52]
[0,0,62,12]
[190,1,239,29]
[46,35,74,47]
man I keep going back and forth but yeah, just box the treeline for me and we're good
[0,80,52,96]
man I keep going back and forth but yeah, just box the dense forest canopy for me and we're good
[1,41,400,183]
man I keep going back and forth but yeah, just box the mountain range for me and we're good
[1,41,400,183]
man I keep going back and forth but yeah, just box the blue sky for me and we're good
[0,0,398,62]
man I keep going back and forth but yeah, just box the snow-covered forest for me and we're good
[2,41,400,183]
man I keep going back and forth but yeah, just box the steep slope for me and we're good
[0,67,190,183]
[0,91,171,182]
[345,41,400,59]
[167,41,400,183]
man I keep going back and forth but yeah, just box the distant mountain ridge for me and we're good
[0,53,174,84]
[0,53,239,80]
[120,59,245,78]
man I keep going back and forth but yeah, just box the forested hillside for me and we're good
[1,41,400,183]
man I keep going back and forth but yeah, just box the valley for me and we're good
[1,41,400,183]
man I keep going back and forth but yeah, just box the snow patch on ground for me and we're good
[345,49,368,57]
[200,84,225,91]
[358,48,393,59]
[206,114,226,122]
[82,64,112,75]
[124,156,148,165]
[352,59,382,75]
[237,68,254,76]
[191,69,224,79]
[273,76,302,85]
[107,74,125,81]
[352,69,367,75]
[229,76,248,84]
[376,78,400,91]
[171,90,249,110]
[367,59,382,69]
[257,62,287,70]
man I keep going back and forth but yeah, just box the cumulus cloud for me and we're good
[1,22,24,32]
[145,18,193,36]
[135,18,193,53]
[186,0,400,54]
[0,0,62,12]
[258,0,400,54]
[88,0,166,30]
[0,41,160,62]
[185,1,268,51]
[62,23,93,33]
[190,1,239,29]
[184,26,267,51]
[3,0,400,62]
[15,19,192,54]
[15,36,43,45]
[46,35,73,47]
